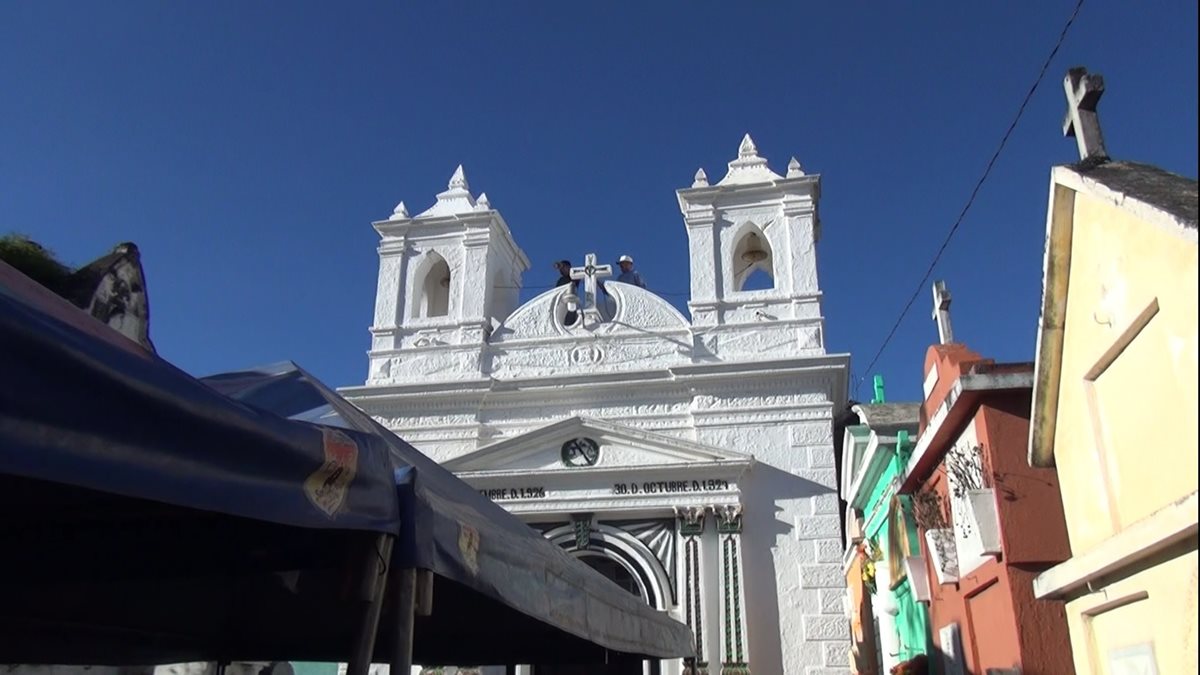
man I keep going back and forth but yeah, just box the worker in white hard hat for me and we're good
[614,254,646,288]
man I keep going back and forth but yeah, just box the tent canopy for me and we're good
[0,261,693,666]
[202,363,695,665]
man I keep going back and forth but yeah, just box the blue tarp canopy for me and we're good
[0,261,693,667]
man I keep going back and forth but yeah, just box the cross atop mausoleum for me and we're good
[569,253,612,320]
[1063,66,1107,162]
[932,280,954,345]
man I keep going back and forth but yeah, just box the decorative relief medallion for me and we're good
[560,437,601,467]
[569,344,605,365]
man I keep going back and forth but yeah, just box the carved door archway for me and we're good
[531,523,670,675]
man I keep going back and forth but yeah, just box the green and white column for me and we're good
[716,505,749,675]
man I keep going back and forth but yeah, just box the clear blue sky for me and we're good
[3,1,1196,403]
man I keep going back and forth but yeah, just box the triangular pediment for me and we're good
[443,417,750,473]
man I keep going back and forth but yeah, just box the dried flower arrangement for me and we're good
[860,538,883,594]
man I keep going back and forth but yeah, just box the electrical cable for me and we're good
[853,0,1086,397]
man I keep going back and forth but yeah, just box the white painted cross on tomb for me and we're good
[932,279,954,345]
[1063,66,1107,162]
[346,136,851,675]
[569,252,613,322]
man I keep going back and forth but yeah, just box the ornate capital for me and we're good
[715,504,743,534]
[677,505,708,536]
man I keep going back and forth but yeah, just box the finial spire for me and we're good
[448,164,469,191]
[738,133,758,158]
[931,280,954,344]
[392,201,409,219]
[1063,67,1108,162]
[414,164,478,217]
[717,133,781,185]
[692,168,709,187]
[476,192,491,210]
[786,157,805,178]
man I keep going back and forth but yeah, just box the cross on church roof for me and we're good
[1063,66,1108,162]
[569,253,613,320]
[931,280,954,345]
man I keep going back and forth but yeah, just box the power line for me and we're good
[499,283,694,297]
[503,259,761,297]
[854,0,1086,398]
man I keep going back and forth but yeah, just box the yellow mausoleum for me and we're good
[1029,159,1198,675]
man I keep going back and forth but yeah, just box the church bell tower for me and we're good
[676,134,827,358]
[366,166,529,384]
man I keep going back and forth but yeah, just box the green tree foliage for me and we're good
[0,233,73,291]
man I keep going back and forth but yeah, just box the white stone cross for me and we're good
[932,280,954,345]
[1063,66,1107,161]
[569,253,612,317]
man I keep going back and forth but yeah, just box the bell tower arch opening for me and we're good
[731,225,775,292]
[414,252,451,318]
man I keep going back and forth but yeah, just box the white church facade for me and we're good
[339,136,852,675]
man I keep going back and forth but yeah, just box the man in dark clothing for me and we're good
[554,260,578,290]
[554,260,580,325]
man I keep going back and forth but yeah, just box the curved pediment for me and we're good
[488,286,568,342]
[602,282,693,335]
[490,282,692,344]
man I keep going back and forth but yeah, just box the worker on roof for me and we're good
[613,254,646,288]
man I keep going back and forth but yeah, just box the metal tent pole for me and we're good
[388,567,417,674]
[347,533,394,675]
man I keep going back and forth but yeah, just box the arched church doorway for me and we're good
[531,530,669,675]
[577,552,642,599]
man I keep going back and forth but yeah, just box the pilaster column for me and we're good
[458,226,492,321]
[782,212,819,296]
[678,506,709,675]
[715,505,749,675]
[373,236,407,331]
[682,201,719,327]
